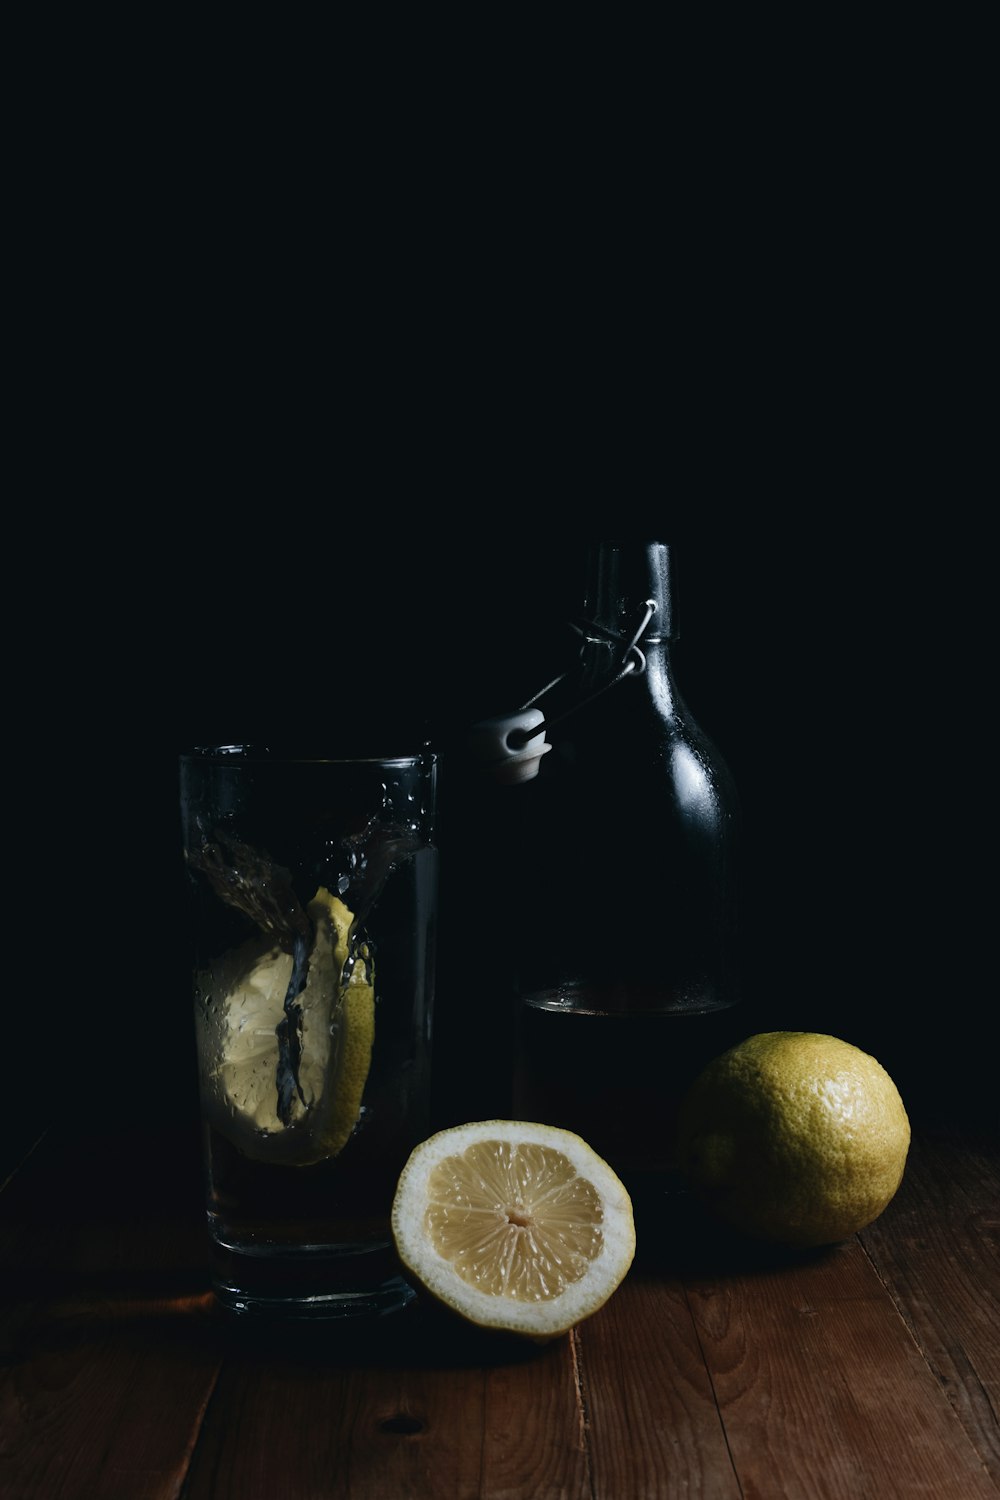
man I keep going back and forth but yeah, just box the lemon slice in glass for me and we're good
[391,1120,635,1340]
[197,886,374,1165]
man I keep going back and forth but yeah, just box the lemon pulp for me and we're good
[425,1139,605,1300]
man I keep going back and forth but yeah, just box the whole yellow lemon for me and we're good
[676,1031,911,1247]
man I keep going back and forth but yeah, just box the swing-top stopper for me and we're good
[467,708,552,785]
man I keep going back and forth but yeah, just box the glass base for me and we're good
[208,1235,417,1320]
[212,1273,417,1320]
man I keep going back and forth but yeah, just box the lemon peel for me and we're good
[391,1120,636,1341]
[310,888,376,1157]
[677,1031,911,1247]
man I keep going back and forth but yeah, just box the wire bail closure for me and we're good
[468,599,658,782]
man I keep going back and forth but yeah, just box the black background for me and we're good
[4,0,993,1184]
[10,532,990,1184]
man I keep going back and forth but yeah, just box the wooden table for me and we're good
[1,1117,997,1499]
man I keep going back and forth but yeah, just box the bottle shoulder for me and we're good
[561,662,736,784]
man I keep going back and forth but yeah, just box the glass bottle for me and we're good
[508,541,742,1192]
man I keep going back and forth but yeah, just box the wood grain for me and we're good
[861,1126,1000,1477]
[684,1229,998,1500]
[0,1128,220,1500]
[183,1304,590,1500]
[0,1295,220,1499]
[576,1272,740,1499]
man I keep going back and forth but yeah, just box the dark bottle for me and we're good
[509,541,742,1189]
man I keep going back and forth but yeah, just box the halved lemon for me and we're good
[391,1120,636,1340]
[196,886,375,1165]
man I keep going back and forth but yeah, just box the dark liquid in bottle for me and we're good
[512,989,744,1193]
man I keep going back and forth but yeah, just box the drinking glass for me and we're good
[179,744,438,1319]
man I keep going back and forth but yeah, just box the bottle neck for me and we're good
[577,542,679,721]
[581,541,678,645]
[642,638,679,716]
[577,629,679,719]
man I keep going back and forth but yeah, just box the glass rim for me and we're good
[180,742,437,768]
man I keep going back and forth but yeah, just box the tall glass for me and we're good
[179,744,438,1319]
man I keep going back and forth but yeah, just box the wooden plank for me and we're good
[576,1270,740,1499]
[0,1291,221,1500]
[860,1126,1000,1478]
[478,1339,591,1500]
[684,1228,999,1499]
[0,1127,223,1500]
[184,1300,591,1500]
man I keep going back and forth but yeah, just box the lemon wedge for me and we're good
[391,1120,635,1340]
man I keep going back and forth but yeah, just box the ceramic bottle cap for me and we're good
[467,707,552,784]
